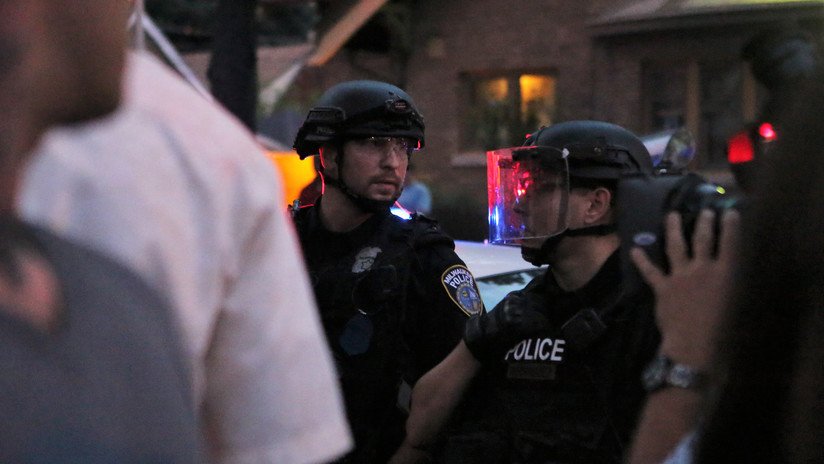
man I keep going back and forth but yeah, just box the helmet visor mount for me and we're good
[487,146,570,245]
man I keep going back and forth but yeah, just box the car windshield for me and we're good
[476,268,544,310]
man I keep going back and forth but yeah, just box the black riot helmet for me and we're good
[524,120,653,180]
[487,120,653,265]
[293,80,425,158]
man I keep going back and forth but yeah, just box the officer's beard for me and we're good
[321,146,399,214]
[323,175,397,214]
[521,224,617,266]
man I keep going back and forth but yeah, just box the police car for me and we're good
[453,240,544,311]
[388,204,543,311]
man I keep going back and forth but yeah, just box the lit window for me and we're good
[464,72,556,150]
[520,74,555,128]
[479,78,509,102]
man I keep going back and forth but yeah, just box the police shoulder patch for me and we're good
[440,265,483,316]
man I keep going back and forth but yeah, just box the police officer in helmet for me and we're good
[393,120,660,464]
[292,80,483,463]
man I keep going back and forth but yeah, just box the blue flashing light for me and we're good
[390,206,412,220]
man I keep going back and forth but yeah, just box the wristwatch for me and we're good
[642,354,707,393]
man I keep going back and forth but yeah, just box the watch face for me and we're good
[642,355,706,392]
[642,355,670,391]
[669,363,704,389]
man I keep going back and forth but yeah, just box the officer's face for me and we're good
[336,137,411,201]
[514,168,568,247]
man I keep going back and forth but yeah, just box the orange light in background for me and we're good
[478,77,509,103]
[519,74,555,125]
[266,151,318,204]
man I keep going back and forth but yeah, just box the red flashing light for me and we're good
[727,130,754,164]
[758,122,777,141]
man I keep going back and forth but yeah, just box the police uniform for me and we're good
[293,201,482,463]
[441,252,658,464]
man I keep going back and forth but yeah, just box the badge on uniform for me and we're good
[352,246,381,273]
[441,265,483,316]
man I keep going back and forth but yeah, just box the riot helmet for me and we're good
[293,80,425,158]
[525,120,653,181]
[293,80,425,213]
[487,120,652,264]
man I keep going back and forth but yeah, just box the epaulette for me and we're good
[407,213,455,250]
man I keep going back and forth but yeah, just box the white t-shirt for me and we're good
[19,51,352,464]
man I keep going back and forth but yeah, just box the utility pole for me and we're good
[208,0,259,131]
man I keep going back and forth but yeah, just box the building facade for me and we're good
[286,0,824,240]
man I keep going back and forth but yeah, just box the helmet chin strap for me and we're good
[521,224,616,266]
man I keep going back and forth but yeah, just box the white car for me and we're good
[453,240,545,311]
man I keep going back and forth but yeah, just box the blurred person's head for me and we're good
[730,26,821,193]
[697,79,824,463]
[742,26,819,92]
[0,0,129,210]
[487,120,652,265]
[293,80,425,213]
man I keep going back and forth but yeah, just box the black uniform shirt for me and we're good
[293,202,482,462]
[444,251,658,464]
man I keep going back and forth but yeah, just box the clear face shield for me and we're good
[487,146,570,247]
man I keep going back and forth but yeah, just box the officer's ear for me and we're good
[581,186,613,225]
[319,145,339,177]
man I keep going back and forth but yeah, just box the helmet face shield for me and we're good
[487,146,570,245]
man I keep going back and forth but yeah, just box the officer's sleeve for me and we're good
[406,242,484,380]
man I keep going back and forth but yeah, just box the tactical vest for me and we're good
[294,207,453,463]
[444,255,655,464]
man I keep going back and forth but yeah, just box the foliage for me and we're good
[145,0,318,50]
[146,0,217,36]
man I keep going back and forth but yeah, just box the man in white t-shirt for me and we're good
[19,50,352,464]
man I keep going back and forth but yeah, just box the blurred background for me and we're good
[143,0,824,241]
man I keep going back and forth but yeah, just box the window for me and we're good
[463,72,556,151]
[699,61,745,166]
[644,65,687,131]
[642,60,757,168]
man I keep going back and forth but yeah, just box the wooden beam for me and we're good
[307,0,389,66]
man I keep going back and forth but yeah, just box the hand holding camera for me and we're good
[630,208,740,369]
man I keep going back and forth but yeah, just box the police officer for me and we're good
[393,121,660,464]
[291,80,483,463]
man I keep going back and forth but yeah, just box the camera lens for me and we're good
[666,176,741,256]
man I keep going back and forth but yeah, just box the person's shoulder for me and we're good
[125,52,210,115]
[124,52,282,200]
[125,51,265,157]
[389,213,454,251]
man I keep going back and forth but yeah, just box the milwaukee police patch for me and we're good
[441,265,483,316]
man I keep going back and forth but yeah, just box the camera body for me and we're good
[616,172,741,295]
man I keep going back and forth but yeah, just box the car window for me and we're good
[477,268,544,310]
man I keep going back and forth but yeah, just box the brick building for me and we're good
[284,0,824,239]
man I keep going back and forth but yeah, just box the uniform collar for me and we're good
[304,198,393,251]
[544,250,622,308]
